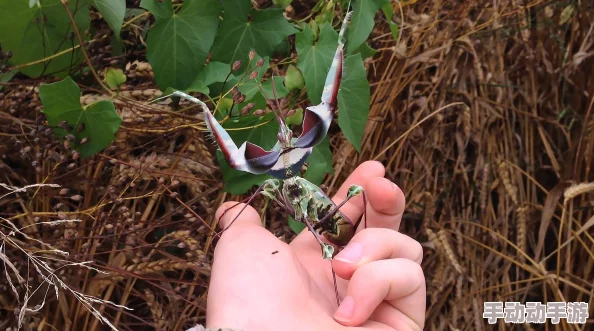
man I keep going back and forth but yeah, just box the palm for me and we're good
[207,162,425,331]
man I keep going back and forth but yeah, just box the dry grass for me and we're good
[1,0,593,330]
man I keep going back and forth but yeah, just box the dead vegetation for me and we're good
[0,0,593,330]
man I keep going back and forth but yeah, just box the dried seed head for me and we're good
[254,109,265,117]
[59,188,70,195]
[232,60,242,71]
[80,137,88,144]
[65,134,75,141]
[70,194,83,202]
[72,151,79,160]
[54,203,63,209]
[241,103,255,115]
[255,58,264,67]
[249,71,258,79]
[44,128,52,135]
[249,49,256,60]
[64,140,70,149]
[158,177,165,184]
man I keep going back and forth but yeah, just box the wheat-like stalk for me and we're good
[0,183,132,331]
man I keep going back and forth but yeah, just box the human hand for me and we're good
[206,161,426,331]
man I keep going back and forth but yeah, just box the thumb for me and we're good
[216,201,263,231]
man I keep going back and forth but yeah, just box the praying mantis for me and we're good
[155,5,367,304]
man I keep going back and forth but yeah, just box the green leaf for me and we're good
[39,77,122,158]
[296,23,338,104]
[284,64,305,91]
[285,108,303,126]
[288,216,306,234]
[93,0,126,37]
[105,67,126,89]
[304,136,333,185]
[239,75,288,102]
[186,62,231,94]
[141,0,222,90]
[0,0,91,78]
[272,0,293,8]
[337,55,370,152]
[0,70,17,91]
[347,0,387,54]
[353,42,378,60]
[211,2,296,64]
[381,3,399,40]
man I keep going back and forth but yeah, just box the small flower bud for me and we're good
[232,87,240,97]
[286,109,296,117]
[241,103,255,115]
[65,134,75,141]
[254,109,265,117]
[255,58,264,67]
[232,60,242,71]
[59,188,70,195]
[249,71,258,79]
[64,140,70,149]
[70,194,83,202]
[72,151,79,160]
[249,49,256,60]
[236,94,245,104]
[80,137,88,144]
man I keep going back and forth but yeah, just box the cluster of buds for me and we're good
[231,87,245,104]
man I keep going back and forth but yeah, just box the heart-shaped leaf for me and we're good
[338,54,370,152]
[0,0,91,78]
[141,0,222,90]
[39,77,122,158]
[295,23,338,104]
[105,68,126,89]
[186,62,232,94]
[304,136,333,185]
[93,0,126,37]
[284,64,305,91]
[347,0,387,54]
[210,0,296,65]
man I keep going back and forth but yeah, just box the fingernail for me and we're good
[334,296,355,322]
[335,242,362,264]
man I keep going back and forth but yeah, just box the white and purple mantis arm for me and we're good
[202,9,353,177]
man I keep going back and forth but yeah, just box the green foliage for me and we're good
[296,23,338,104]
[304,137,334,185]
[0,0,387,194]
[186,62,231,94]
[141,0,222,90]
[284,64,305,91]
[39,77,122,158]
[338,55,371,152]
[210,0,296,64]
[0,0,90,78]
[93,0,126,38]
[347,0,388,54]
[105,68,126,89]
[381,3,400,41]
